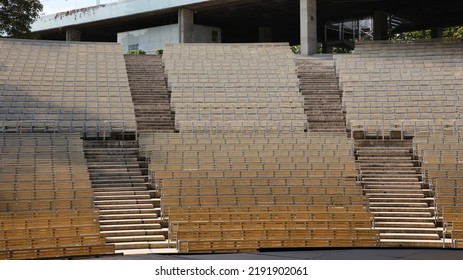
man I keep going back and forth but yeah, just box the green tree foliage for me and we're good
[393,26,463,40]
[0,0,43,38]
[443,26,463,38]
[127,50,146,55]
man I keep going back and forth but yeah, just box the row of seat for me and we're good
[151,155,351,166]
[161,185,361,197]
[144,143,353,152]
[160,178,355,190]
[413,132,463,248]
[181,121,305,133]
[166,205,377,253]
[140,131,347,141]
[151,162,356,171]
[167,207,372,223]
[0,189,94,200]
[442,206,463,248]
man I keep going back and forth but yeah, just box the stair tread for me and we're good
[106,235,166,242]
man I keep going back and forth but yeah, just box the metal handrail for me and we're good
[177,120,307,133]
[19,120,59,135]
[349,119,462,140]
[102,120,137,140]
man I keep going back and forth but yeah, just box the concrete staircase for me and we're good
[296,58,346,132]
[124,55,175,133]
[84,140,175,254]
[355,139,448,248]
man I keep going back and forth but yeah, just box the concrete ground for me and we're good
[97,248,463,260]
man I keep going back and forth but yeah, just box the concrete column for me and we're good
[431,27,444,39]
[373,10,388,41]
[179,8,194,43]
[258,27,273,42]
[66,28,81,41]
[300,0,317,55]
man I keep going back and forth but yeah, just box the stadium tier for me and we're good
[0,134,114,259]
[163,43,307,132]
[413,131,463,248]
[335,40,463,138]
[141,132,378,253]
[2,38,463,258]
[0,38,136,137]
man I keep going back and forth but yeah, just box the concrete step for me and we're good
[87,164,141,169]
[374,222,437,229]
[89,175,147,180]
[380,233,441,240]
[363,184,424,190]
[372,211,433,217]
[365,189,425,194]
[92,187,149,192]
[95,199,156,206]
[362,180,422,185]
[369,198,433,204]
[96,204,155,210]
[369,207,434,213]
[92,183,151,188]
[106,235,166,243]
[102,228,168,237]
[369,202,430,208]
[100,213,158,220]
[358,158,415,163]
[116,247,179,255]
[359,163,418,168]
[95,194,151,201]
[99,208,159,215]
[100,223,162,231]
[361,170,418,174]
[379,239,450,248]
[114,241,172,250]
[89,172,143,177]
[99,218,160,225]
[374,216,436,223]
[361,173,420,178]
[365,193,426,198]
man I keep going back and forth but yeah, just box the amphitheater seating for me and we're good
[0,38,136,136]
[162,43,306,132]
[141,132,379,253]
[167,205,377,253]
[414,131,463,248]
[335,40,463,137]
[0,134,114,259]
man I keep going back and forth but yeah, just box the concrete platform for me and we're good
[96,248,463,260]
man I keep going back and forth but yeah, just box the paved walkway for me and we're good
[98,248,463,260]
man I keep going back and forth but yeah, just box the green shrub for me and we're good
[155,49,164,55]
[127,49,146,55]
[290,45,301,54]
